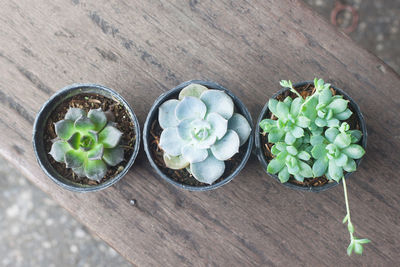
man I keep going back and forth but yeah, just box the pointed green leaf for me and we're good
[87,144,104,160]
[211,130,240,161]
[103,146,124,166]
[335,153,348,167]
[297,151,311,161]
[64,150,85,168]
[72,165,86,177]
[268,128,284,143]
[319,88,332,105]
[311,143,327,159]
[200,90,234,120]
[301,96,318,120]
[328,160,343,182]
[67,132,81,150]
[54,119,75,140]
[342,144,365,159]
[335,109,353,120]
[283,96,292,106]
[49,141,71,163]
[268,99,278,116]
[334,132,352,148]
[84,159,107,182]
[267,158,285,174]
[299,161,313,177]
[349,130,362,143]
[259,119,276,133]
[99,125,123,149]
[228,113,251,145]
[276,101,289,119]
[163,153,190,170]
[191,154,225,184]
[354,242,363,255]
[357,239,371,244]
[347,241,355,256]
[342,214,348,224]
[343,159,357,172]
[65,108,85,121]
[179,83,208,100]
[310,135,325,146]
[348,222,355,234]
[74,116,95,132]
[290,97,303,117]
[88,108,107,131]
[296,116,310,128]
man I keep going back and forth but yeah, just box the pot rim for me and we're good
[143,80,254,191]
[254,81,368,192]
[32,83,141,192]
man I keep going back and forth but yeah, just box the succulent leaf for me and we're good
[54,119,75,140]
[228,113,251,146]
[342,144,365,159]
[74,116,95,132]
[65,108,86,121]
[158,99,180,129]
[64,150,85,169]
[190,154,225,184]
[211,130,240,161]
[103,147,124,166]
[98,125,123,148]
[87,144,104,160]
[67,132,81,150]
[159,127,187,156]
[177,119,195,141]
[178,83,208,100]
[176,96,207,121]
[207,113,228,140]
[181,144,208,163]
[49,141,71,163]
[84,159,107,182]
[312,158,328,177]
[163,154,190,170]
[200,90,234,120]
[88,108,107,131]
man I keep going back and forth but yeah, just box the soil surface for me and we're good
[44,94,136,186]
[260,83,361,187]
[149,111,246,187]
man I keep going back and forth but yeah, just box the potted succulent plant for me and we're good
[255,78,370,255]
[144,80,253,191]
[33,83,140,192]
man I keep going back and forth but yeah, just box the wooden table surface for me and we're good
[1,0,399,266]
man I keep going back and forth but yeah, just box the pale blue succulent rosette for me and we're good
[157,83,252,185]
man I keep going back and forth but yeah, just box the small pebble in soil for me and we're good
[129,199,136,206]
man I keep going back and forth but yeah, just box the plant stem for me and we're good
[342,177,354,239]
[290,87,302,98]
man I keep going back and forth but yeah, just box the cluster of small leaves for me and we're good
[260,78,369,255]
[158,83,251,184]
[49,108,124,181]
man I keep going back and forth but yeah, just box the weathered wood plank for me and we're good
[0,0,399,265]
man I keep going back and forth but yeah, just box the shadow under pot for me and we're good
[255,81,367,192]
[143,80,254,191]
[32,83,141,192]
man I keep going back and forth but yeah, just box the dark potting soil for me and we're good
[149,117,246,187]
[261,83,361,187]
[44,94,136,185]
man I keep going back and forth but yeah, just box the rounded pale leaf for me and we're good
[88,108,107,131]
[311,143,327,159]
[312,158,328,177]
[65,150,85,168]
[284,131,296,145]
[297,151,311,161]
[176,96,207,121]
[310,135,325,146]
[334,132,351,148]
[192,134,217,149]
[291,126,304,138]
[319,88,332,105]
[87,144,104,160]
[327,118,340,127]
[299,161,313,177]
[349,130,362,143]
[158,99,179,129]
[315,117,327,127]
[74,116,95,132]
[286,146,298,156]
[328,160,343,182]
[269,129,284,143]
[259,119,276,132]
[210,130,240,161]
[328,98,348,113]
[335,152,348,167]
[49,141,71,163]
[103,146,124,166]
[335,109,352,120]
[342,144,365,159]
[325,127,340,143]
[343,159,356,172]
[84,159,107,182]
[181,144,208,163]
[290,97,303,117]
[178,83,208,100]
[99,125,123,148]
[65,108,85,121]
[278,166,290,183]
[207,113,228,140]
[54,119,75,140]
[159,127,187,156]
[177,119,194,140]
[296,116,310,128]
[163,153,189,170]
[200,90,234,120]
[268,99,278,115]
[275,101,289,120]
[191,154,225,184]
[227,113,251,146]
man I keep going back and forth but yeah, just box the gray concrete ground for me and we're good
[1,1,399,267]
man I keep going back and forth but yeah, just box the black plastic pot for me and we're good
[255,81,367,192]
[32,83,141,192]
[143,80,254,191]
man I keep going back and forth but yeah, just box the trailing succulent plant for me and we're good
[158,83,251,185]
[49,107,124,182]
[260,78,370,256]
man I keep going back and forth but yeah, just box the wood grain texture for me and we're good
[0,0,399,265]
